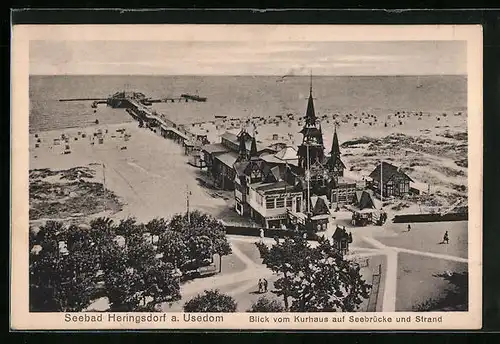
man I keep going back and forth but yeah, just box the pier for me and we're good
[121,94,209,162]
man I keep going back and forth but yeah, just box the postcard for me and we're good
[11,23,482,330]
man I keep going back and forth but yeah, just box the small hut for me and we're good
[332,226,353,257]
[347,190,386,226]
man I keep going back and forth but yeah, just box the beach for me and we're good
[29,74,468,225]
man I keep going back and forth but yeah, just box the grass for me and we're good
[30,179,122,221]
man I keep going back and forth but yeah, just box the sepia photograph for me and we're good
[11,24,482,330]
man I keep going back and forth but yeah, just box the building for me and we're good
[368,161,414,198]
[233,134,303,228]
[201,128,277,191]
[332,226,353,257]
[346,190,387,226]
[232,76,353,230]
[292,77,345,230]
[330,176,357,207]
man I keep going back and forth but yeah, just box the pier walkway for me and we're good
[126,97,204,149]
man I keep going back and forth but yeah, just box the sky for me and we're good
[30,40,467,76]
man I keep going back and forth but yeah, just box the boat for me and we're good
[215,115,227,119]
[181,94,207,102]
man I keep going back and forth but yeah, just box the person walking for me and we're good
[263,278,268,293]
[407,224,411,232]
[443,231,449,244]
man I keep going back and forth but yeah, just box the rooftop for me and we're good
[202,143,230,154]
[369,161,414,184]
[252,180,295,193]
[214,151,239,168]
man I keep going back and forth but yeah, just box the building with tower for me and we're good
[232,74,357,230]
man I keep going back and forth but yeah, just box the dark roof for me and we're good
[327,154,346,170]
[234,161,250,177]
[202,143,230,154]
[220,132,238,144]
[330,129,340,156]
[352,190,382,210]
[332,226,350,241]
[369,161,414,184]
[310,195,330,216]
[214,151,239,168]
[304,90,317,125]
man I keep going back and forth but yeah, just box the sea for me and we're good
[29,75,467,133]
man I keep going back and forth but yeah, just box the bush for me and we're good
[248,296,285,312]
[183,289,237,312]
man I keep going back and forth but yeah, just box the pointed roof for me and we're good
[304,89,317,126]
[330,126,340,156]
[369,161,414,184]
[310,195,330,216]
[352,190,382,211]
[332,226,350,241]
[250,137,258,157]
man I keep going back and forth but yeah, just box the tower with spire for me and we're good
[327,124,346,178]
[297,72,325,171]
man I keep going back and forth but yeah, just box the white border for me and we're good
[11,24,483,330]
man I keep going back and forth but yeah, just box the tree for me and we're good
[159,230,188,268]
[146,217,169,237]
[186,235,213,266]
[29,221,98,312]
[168,210,232,271]
[248,296,285,312]
[30,217,182,312]
[183,289,237,312]
[102,221,181,311]
[255,235,371,312]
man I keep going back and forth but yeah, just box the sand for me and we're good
[29,105,468,226]
[30,122,229,224]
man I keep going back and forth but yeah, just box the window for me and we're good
[266,198,275,209]
[286,198,293,208]
[276,198,285,208]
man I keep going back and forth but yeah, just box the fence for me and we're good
[224,225,320,241]
[392,212,468,223]
[366,264,382,312]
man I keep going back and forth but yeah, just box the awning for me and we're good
[311,214,330,221]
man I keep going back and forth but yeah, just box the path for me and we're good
[360,235,468,312]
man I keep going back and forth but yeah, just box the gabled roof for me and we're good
[352,190,382,211]
[332,226,351,241]
[369,161,414,184]
[214,151,239,168]
[310,195,330,216]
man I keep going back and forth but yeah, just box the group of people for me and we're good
[257,278,269,293]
